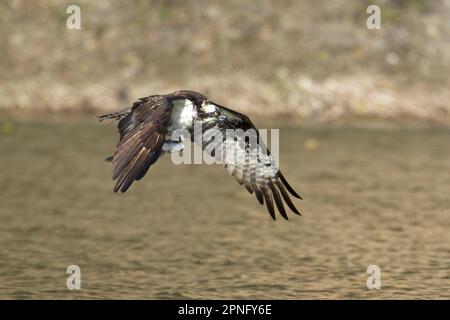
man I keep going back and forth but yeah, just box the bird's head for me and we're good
[167,90,227,123]
[199,100,226,122]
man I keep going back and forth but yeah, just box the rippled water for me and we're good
[0,119,449,299]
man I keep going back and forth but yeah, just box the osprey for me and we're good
[98,90,302,220]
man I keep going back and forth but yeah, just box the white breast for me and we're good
[168,99,195,131]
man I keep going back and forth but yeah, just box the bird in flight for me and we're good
[98,90,302,220]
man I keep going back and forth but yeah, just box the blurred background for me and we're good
[0,0,449,299]
[0,0,449,122]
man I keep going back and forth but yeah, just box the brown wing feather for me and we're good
[111,96,172,193]
[236,143,301,220]
[200,104,302,220]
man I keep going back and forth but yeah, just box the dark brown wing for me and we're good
[111,96,172,193]
[200,105,302,220]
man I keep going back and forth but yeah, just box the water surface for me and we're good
[0,119,449,299]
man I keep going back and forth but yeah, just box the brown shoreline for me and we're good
[2,107,450,128]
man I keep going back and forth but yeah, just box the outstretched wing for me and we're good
[197,104,302,220]
[108,96,172,193]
